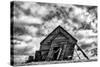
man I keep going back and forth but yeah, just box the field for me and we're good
[14,59,97,66]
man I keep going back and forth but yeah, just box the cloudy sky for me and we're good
[11,1,97,62]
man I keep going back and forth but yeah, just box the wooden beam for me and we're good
[74,48,81,59]
[57,48,62,60]
[76,44,89,60]
[59,45,67,60]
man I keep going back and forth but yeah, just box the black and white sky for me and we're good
[11,1,97,62]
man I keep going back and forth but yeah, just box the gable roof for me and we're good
[40,25,77,45]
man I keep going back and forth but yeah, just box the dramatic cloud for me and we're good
[12,1,97,62]
[14,15,43,24]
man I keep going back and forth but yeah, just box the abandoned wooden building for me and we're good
[35,25,89,61]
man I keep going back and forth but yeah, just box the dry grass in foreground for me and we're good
[14,59,97,66]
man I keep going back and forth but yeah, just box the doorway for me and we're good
[53,47,62,60]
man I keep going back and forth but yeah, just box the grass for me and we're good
[14,59,97,66]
